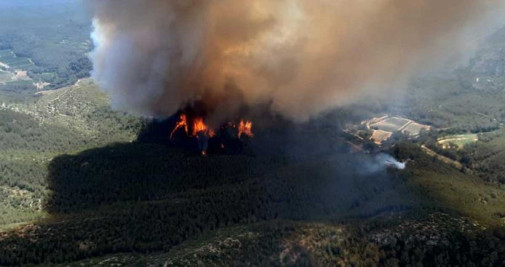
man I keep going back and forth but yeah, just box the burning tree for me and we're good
[169,113,254,155]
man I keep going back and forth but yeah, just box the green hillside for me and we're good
[0,80,143,229]
[1,112,505,265]
[2,2,505,265]
[1,70,505,266]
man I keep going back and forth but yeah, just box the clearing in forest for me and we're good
[438,134,478,149]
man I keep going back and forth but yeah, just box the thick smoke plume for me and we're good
[90,0,505,122]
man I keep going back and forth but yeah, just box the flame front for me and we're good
[192,118,215,138]
[238,120,254,138]
[170,114,254,155]
[170,114,216,140]
[170,114,188,139]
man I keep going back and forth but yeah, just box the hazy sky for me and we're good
[0,0,82,8]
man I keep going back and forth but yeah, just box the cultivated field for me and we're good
[0,49,34,70]
[370,130,392,144]
[438,134,478,149]
[364,116,431,145]
[0,49,35,87]
[403,122,431,137]
[370,116,410,132]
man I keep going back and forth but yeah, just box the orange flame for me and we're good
[170,114,253,155]
[170,114,189,139]
[171,114,216,139]
[192,118,215,137]
[238,120,254,138]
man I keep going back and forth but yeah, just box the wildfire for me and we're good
[170,113,254,155]
[170,114,215,139]
[170,114,189,139]
[238,120,254,138]
[192,118,215,138]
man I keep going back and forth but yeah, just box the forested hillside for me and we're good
[0,80,143,228]
[2,1,505,266]
[2,138,505,265]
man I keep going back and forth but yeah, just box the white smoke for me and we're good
[381,154,407,170]
[359,153,407,175]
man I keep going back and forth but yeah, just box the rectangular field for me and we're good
[370,117,410,132]
[402,122,431,136]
